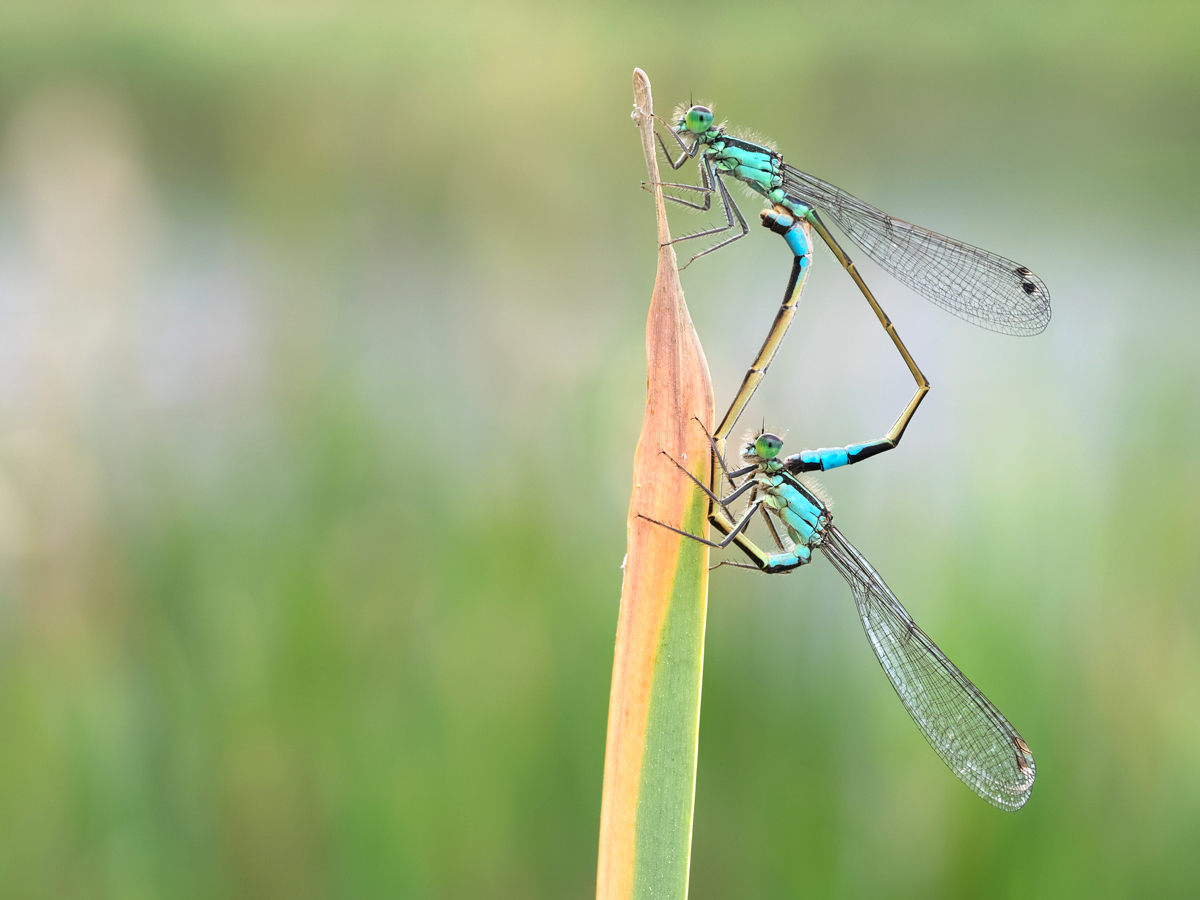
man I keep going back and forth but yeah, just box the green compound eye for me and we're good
[683,105,714,134]
[755,433,784,459]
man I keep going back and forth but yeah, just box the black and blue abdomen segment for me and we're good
[760,208,812,262]
[785,438,894,473]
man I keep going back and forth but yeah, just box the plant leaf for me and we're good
[596,68,714,900]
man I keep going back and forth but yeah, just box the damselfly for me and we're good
[640,423,1036,810]
[651,102,1051,337]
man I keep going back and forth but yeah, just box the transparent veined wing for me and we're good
[820,525,1036,810]
[782,164,1050,336]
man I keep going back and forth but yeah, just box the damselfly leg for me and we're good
[638,430,807,573]
[655,161,750,267]
[642,147,715,213]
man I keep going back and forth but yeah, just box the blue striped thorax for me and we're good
[742,432,832,554]
[674,105,811,224]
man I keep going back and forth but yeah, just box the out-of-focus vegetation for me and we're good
[0,2,1197,897]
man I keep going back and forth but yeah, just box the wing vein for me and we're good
[782,164,1050,335]
[820,525,1036,810]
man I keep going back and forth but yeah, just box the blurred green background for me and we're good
[0,1,1197,897]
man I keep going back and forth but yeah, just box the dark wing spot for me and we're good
[1022,281,1040,295]
[1015,266,1032,276]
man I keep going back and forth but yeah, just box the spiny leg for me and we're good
[643,115,710,210]
[711,559,762,572]
[662,492,813,573]
[641,448,781,571]
[702,480,781,572]
[681,415,760,559]
[742,485,785,553]
[642,159,715,212]
[655,185,713,212]
[648,129,748,263]
[663,162,742,252]
[658,449,756,515]
[690,416,754,492]
[651,115,700,169]
[736,486,785,552]
[678,171,750,268]
[759,503,786,551]
[638,497,764,551]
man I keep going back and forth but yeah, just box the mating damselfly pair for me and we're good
[637,102,1048,810]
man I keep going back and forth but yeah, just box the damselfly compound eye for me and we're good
[684,105,714,134]
[755,433,784,459]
